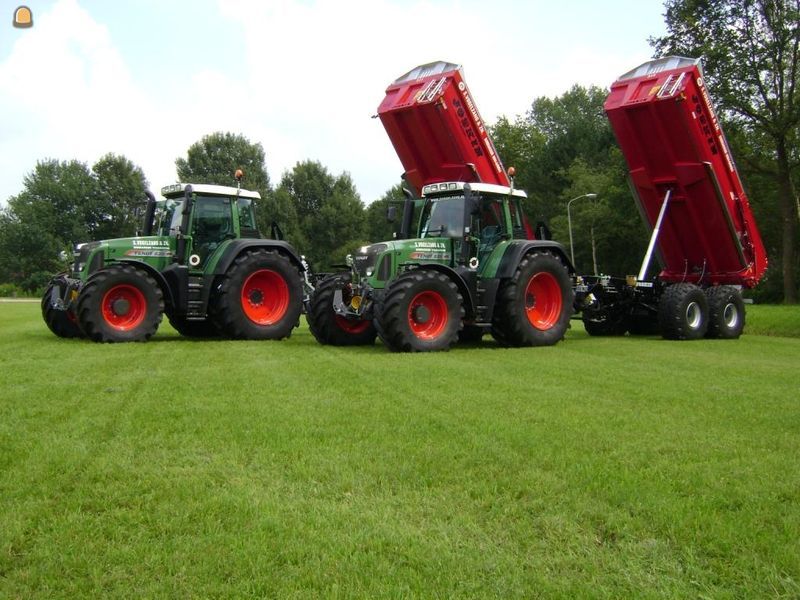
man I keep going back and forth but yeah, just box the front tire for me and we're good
[658,283,708,340]
[41,281,82,338]
[307,273,376,345]
[705,286,745,339]
[212,249,302,340]
[491,252,573,347]
[76,264,163,342]
[375,269,463,352]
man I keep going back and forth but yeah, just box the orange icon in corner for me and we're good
[13,6,33,28]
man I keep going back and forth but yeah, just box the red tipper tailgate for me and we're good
[377,61,509,195]
[605,56,767,287]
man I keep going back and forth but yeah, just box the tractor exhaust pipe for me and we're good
[142,190,157,236]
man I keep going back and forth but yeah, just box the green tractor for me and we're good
[42,180,309,342]
[307,181,575,352]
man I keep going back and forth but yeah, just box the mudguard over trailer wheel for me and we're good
[76,264,164,342]
[213,249,302,340]
[307,273,376,346]
[705,286,745,339]
[376,269,464,352]
[491,252,573,346]
[41,281,83,338]
[658,283,708,340]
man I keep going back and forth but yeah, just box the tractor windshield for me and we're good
[154,200,180,236]
[419,196,465,238]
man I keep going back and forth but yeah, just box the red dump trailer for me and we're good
[576,56,768,340]
[377,61,510,195]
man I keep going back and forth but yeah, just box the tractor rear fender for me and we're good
[112,259,177,312]
[213,240,306,276]
[496,241,574,278]
[401,263,477,320]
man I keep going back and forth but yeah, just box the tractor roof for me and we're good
[160,183,261,200]
[421,181,526,199]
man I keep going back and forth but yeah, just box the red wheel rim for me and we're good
[335,315,371,334]
[101,284,146,331]
[407,290,448,340]
[241,269,289,325]
[524,272,562,330]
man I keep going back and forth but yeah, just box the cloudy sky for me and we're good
[0,0,666,205]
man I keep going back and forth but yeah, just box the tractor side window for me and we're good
[237,198,259,238]
[477,199,504,256]
[192,196,233,266]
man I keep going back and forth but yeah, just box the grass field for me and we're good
[1,302,799,598]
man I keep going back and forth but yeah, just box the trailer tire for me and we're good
[307,273,376,345]
[658,283,708,340]
[705,286,745,339]
[491,251,573,347]
[76,264,164,342]
[168,316,220,338]
[212,249,302,340]
[375,269,463,352]
[41,282,83,338]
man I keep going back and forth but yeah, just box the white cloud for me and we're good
[0,0,664,208]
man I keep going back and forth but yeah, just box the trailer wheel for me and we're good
[76,264,164,342]
[212,249,302,340]
[705,286,745,339]
[375,269,463,352]
[167,316,220,338]
[307,273,376,345]
[491,251,573,347]
[41,282,83,338]
[658,283,708,340]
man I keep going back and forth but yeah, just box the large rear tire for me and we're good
[307,273,376,345]
[212,249,302,340]
[658,283,708,340]
[705,286,745,339]
[491,252,573,347]
[375,269,463,352]
[41,281,82,338]
[76,265,163,342]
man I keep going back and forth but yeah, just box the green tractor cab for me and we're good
[42,182,310,342]
[307,181,575,352]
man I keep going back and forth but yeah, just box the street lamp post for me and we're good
[567,193,597,269]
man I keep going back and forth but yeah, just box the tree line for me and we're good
[1,0,797,302]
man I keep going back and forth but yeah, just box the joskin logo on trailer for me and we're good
[455,81,505,177]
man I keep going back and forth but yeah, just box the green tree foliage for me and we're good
[652,0,800,302]
[491,85,647,275]
[0,156,147,291]
[176,132,277,237]
[364,183,407,243]
[277,161,366,269]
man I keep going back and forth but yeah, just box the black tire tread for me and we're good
[307,273,376,346]
[41,282,82,338]
[211,249,302,340]
[658,283,708,340]
[705,285,745,339]
[491,251,574,347]
[76,264,164,343]
[375,269,464,352]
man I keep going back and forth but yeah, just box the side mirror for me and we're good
[387,205,397,223]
